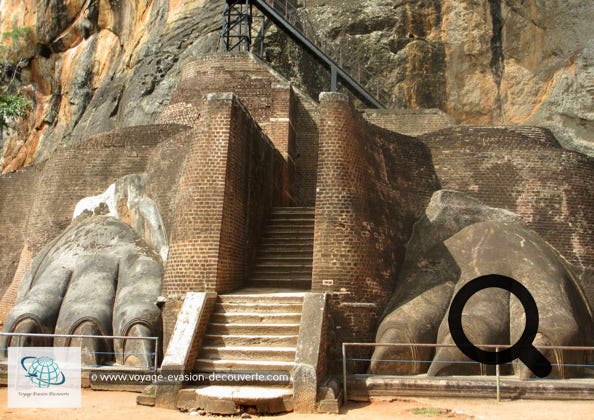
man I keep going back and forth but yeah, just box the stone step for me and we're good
[250,273,312,282]
[252,262,313,271]
[203,334,298,347]
[215,302,303,314]
[255,248,313,257]
[194,359,295,373]
[211,312,301,324]
[216,293,304,304]
[260,231,313,245]
[261,229,314,237]
[207,323,301,335]
[264,225,314,234]
[268,218,314,225]
[248,271,312,280]
[249,279,311,289]
[200,346,296,361]
[263,226,314,235]
[177,386,293,414]
[254,256,313,265]
[259,238,314,246]
[271,207,315,216]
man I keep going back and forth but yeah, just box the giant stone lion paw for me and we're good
[371,190,593,379]
[1,174,165,368]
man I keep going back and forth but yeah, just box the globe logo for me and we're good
[20,356,66,388]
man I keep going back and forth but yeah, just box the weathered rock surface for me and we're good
[1,215,163,366]
[371,190,593,378]
[304,0,594,155]
[1,0,594,171]
[0,0,221,172]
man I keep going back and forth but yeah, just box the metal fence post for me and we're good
[495,346,500,402]
[342,343,348,404]
[154,336,159,375]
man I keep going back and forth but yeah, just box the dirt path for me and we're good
[1,388,592,419]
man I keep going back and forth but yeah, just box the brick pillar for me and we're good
[162,93,235,298]
[311,92,366,294]
[312,92,393,370]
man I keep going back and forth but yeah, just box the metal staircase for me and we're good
[221,0,390,108]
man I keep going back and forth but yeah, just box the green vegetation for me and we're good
[0,26,34,130]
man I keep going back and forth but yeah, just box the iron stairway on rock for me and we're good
[221,0,387,109]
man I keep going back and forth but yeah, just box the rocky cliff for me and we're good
[1,0,593,172]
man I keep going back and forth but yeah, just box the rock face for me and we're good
[371,190,593,378]
[1,214,163,367]
[0,0,221,172]
[1,0,594,172]
[304,0,594,155]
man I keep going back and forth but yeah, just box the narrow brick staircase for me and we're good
[183,293,304,413]
[249,207,315,289]
[178,207,315,414]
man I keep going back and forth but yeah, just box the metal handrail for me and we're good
[252,0,391,108]
[341,342,594,403]
[0,331,159,375]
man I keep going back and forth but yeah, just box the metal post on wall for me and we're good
[331,65,338,92]
[342,343,348,404]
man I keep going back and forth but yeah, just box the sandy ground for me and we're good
[1,388,593,420]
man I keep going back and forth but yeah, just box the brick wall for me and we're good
[312,93,440,371]
[293,92,320,206]
[162,93,284,296]
[25,124,188,255]
[363,108,455,136]
[418,126,594,308]
[0,165,41,298]
[145,127,198,237]
[0,245,33,325]
[167,53,320,206]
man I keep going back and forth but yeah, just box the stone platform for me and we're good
[348,374,594,401]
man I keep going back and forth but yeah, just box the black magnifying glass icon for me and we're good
[448,274,552,378]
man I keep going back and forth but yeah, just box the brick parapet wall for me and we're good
[265,83,296,204]
[419,126,594,307]
[363,108,455,136]
[0,165,41,298]
[167,53,320,207]
[173,54,277,127]
[312,93,440,370]
[0,245,33,325]
[162,93,284,296]
[145,127,199,239]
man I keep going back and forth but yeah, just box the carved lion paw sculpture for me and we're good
[371,190,593,379]
[1,175,165,367]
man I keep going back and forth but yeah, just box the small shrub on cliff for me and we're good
[0,27,33,130]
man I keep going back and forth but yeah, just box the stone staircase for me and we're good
[249,207,315,289]
[179,207,316,414]
[186,293,305,413]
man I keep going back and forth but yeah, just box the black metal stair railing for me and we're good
[224,0,392,108]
